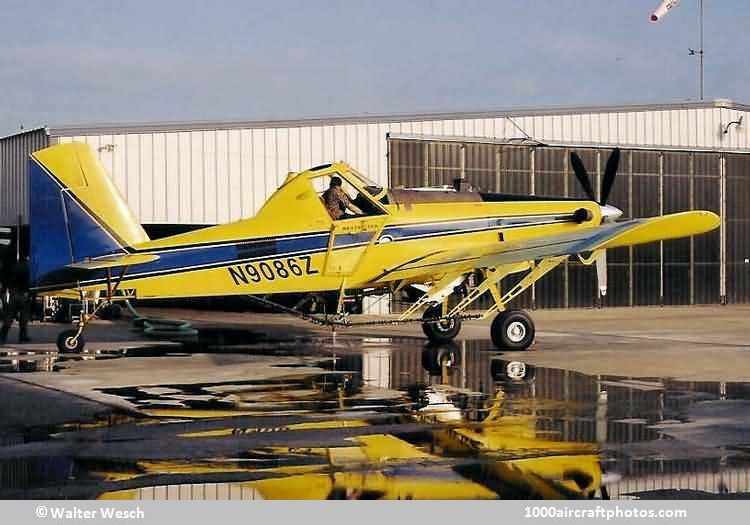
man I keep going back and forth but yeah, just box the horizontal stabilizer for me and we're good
[67,253,160,270]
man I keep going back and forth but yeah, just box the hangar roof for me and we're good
[37,99,749,137]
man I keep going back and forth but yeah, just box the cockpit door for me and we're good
[323,216,386,277]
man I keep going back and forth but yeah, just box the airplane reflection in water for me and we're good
[96,348,605,500]
[98,411,604,500]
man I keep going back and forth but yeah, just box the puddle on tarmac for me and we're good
[0,328,307,373]
[1,334,750,500]
[0,348,174,373]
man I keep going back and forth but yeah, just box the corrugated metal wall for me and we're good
[0,128,48,225]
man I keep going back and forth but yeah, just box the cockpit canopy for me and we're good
[301,163,390,220]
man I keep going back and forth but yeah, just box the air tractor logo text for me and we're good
[228,255,318,285]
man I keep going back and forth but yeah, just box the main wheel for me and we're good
[490,310,535,351]
[57,329,86,353]
[421,305,462,343]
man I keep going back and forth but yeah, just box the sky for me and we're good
[1,0,748,136]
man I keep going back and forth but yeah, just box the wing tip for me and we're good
[693,210,720,233]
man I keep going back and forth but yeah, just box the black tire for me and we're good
[421,305,462,343]
[490,310,535,351]
[56,329,85,353]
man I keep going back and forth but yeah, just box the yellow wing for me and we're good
[375,211,719,281]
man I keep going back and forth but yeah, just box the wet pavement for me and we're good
[1,312,750,500]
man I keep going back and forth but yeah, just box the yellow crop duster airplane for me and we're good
[29,143,719,353]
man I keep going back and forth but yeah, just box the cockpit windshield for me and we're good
[346,167,385,198]
[310,170,388,221]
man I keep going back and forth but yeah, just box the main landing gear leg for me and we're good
[436,257,566,351]
[56,266,130,354]
[482,257,566,351]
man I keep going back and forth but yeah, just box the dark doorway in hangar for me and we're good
[388,137,750,309]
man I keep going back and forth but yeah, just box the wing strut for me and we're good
[397,273,467,321]
[447,256,567,320]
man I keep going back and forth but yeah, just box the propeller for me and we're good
[569,148,620,207]
[569,148,622,303]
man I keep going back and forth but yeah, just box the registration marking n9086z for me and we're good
[227,255,318,285]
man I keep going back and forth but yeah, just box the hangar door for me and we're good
[388,137,750,309]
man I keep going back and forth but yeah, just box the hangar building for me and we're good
[1,99,749,310]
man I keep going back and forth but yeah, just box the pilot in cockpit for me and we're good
[322,176,363,220]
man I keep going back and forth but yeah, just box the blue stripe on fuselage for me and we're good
[75,234,331,285]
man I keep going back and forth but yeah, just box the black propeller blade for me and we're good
[600,148,620,206]
[569,148,621,205]
[569,152,596,201]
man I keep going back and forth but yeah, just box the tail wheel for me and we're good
[491,310,535,351]
[421,305,462,343]
[57,329,85,354]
